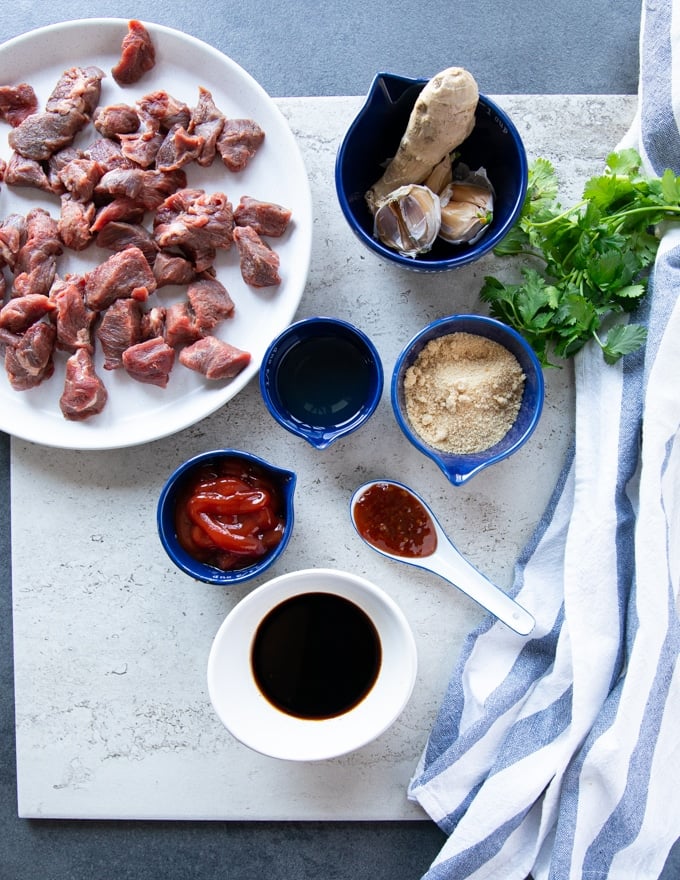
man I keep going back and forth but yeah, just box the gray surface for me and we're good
[1,2,677,879]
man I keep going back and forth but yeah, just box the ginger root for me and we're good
[366,67,479,212]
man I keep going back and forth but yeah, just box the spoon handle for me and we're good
[430,547,535,636]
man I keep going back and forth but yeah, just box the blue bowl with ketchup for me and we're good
[157,449,296,586]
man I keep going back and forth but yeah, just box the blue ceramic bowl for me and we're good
[335,72,528,272]
[391,315,544,484]
[157,449,296,585]
[260,316,384,450]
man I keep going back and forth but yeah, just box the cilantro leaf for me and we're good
[601,323,648,364]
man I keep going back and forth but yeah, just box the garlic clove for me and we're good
[424,154,453,195]
[438,166,494,245]
[439,200,492,245]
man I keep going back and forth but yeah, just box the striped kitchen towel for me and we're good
[407,1,680,878]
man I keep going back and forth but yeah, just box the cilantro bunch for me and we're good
[480,149,680,365]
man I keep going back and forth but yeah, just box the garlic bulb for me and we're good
[373,184,441,258]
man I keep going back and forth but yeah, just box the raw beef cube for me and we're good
[84,246,157,311]
[95,221,159,265]
[118,125,164,168]
[47,147,84,192]
[154,190,234,257]
[137,90,190,131]
[12,208,62,298]
[152,252,196,287]
[217,119,264,172]
[50,275,96,353]
[188,87,225,167]
[93,103,140,137]
[90,198,146,233]
[4,320,56,390]
[164,301,202,348]
[0,214,26,270]
[84,137,134,172]
[96,298,143,369]
[9,110,89,161]
[112,20,156,86]
[187,278,235,333]
[58,195,96,252]
[60,348,108,420]
[9,67,104,160]
[233,225,281,287]
[57,157,103,201]
[0,293,55,333]
[45,66,104,119]
[0,83,38,127]
[95,167,187,211]
[122,336,175,387]
[234,196,292,237]
[3,152,53,193]
[179,336,251,380]
[155,125,204,172]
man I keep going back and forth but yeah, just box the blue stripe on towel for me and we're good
[410,4,680,877]
[640,1,680,175]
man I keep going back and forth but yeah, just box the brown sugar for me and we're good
[403,331,525,454]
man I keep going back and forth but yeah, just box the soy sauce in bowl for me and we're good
[275,335,372,429]
[251,592,382,720]
[260,317,384,450]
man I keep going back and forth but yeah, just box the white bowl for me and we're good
[207,568,418,761]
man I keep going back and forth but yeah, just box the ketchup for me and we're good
[174,460,286,571]
[353,482,437,558]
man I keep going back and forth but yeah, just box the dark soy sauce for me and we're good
[251,592,382,720]
[275,335,373,428]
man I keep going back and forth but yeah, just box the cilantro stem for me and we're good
[527,201,587,228]
[610,204,680,225]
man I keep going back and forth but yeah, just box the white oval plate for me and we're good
[0,19,312,449]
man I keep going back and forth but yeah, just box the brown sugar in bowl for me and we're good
[391,314,544,485]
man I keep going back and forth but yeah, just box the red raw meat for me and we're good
[111,20,156,86]
[4,320,56,390]
[58,196,96,252]
[84,245,157,311]
[50,275,96,353]
[3,152,53,193]
[0,83,38,127]
[233,225,281,287]
[0,293,55,332]
[188,87,225,167]
[187,277,235,332]
[122,336,175,387]
[8,67,104,160]
[217,118,264,172]
[93,103,140,138]
[179,335,251,380]
[137,90,190,131]
[96,298,143,369]
[60,348,108,420]
[234,196,292,237]
[152,252,197,287]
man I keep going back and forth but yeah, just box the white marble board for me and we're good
[10,95,636,819]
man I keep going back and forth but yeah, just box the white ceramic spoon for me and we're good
[350,480,535,636]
